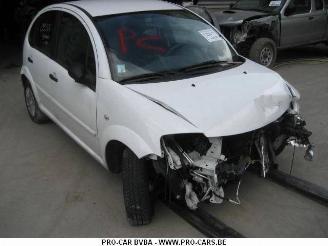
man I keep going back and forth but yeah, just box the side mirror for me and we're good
[68,63,85,84]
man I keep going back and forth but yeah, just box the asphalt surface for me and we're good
[0,43,327,237]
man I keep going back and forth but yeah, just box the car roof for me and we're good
[64,0,182,17]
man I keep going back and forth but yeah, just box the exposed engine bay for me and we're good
[154,111,314,210]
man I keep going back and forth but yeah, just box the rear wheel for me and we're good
[122,148,153,226]
[24,83,49,124]
[249,38,277,68]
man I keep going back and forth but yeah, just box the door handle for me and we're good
[27,57,33,63]
[308,16,314,20]
[49,73,58,83]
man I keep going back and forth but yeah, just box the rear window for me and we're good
[29,11,57,57]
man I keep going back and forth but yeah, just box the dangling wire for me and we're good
[228,180,241,205]
[289,145,296,175]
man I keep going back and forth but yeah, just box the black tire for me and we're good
[24,83,49,124]
[122,148,153,226]
[249,38,277,68]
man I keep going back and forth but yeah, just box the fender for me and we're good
[20,65,41,102]
[100,125,159,162]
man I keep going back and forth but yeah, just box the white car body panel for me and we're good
[97,78,200,159]
[125,60,293,138]
[21,0,297,167]
[67,0,181,17]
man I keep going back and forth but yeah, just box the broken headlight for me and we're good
[285,82,301,114]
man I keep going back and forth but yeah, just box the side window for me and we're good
[29,11,57,57]
[285,0,311,15]
[314,0,324,9]
[56,12,96,91]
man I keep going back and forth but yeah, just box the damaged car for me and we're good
[21,0,314,226]
[189,0,328,67]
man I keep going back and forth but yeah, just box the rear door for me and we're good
[311,0,327,41]
[27,11,59,114]
[280,0,314,47]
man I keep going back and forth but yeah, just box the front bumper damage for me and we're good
[157,111,314,210]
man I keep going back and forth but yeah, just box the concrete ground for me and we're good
[0,43,327,237]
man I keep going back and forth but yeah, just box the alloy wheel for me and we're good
[25,87,36,118]
[260,46,273,67]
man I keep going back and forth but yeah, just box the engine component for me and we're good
[255,132,270,178]
[161,139,182,170]
[279,113,314,161]
[159,111,314,210]
[184,181,199,210]
[209,186,224,204]
[304,144,314,161]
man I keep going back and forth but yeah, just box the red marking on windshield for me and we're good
[118,28,137,54]
[136,35,166,54]
[118,27,166,54]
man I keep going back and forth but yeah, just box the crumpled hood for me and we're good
[211,9,269,26]
[125,61,292,137]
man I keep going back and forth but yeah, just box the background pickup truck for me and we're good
[189,0,328,67]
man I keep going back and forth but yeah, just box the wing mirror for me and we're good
[68,63,85,84]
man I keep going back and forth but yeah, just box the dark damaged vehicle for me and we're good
[189,0,328,67]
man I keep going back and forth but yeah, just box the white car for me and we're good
[21,0,313,225]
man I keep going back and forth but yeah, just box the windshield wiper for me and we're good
[231,7,271,13]
[178,60,242,73]
[119,60,243,83]
[244,8,271,13]
[120,71,179,84]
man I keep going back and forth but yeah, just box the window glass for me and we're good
[314,0,324,9]
[29,11,56,56]
[286,0,311,15]
[96,10,238,84]
[232,0,286,13]
[56,12,96,90]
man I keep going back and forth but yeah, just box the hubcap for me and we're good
[260,46,273,67]
[25,87,36,117]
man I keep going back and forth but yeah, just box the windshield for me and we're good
[96,10,240,84]
[232,0,286,13]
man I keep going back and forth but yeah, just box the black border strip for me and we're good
[163,199,244,238]
[268,169,328,205]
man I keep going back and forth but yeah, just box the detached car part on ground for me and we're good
[22,0,314,226]
[188,0,328,67]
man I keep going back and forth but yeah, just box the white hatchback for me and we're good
[21,0,313,225]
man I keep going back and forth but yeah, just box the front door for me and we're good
[311,0,327,41]
[49,11,99,153]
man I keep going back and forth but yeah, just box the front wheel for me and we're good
[249,38,277,68]
[122,148,153,226]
